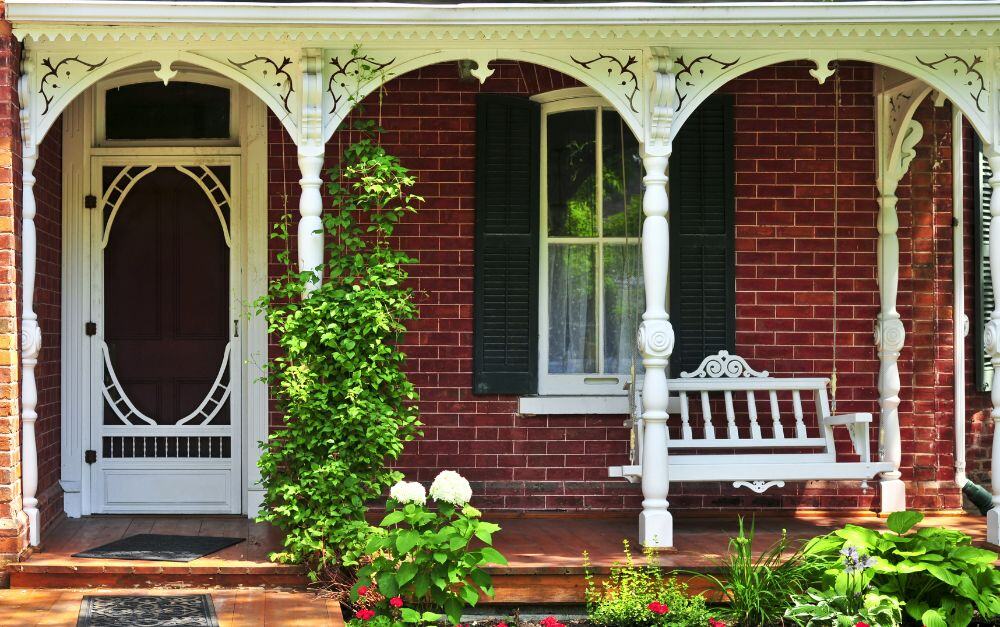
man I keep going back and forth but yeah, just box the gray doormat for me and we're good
[72,533,244,562]
[78,594,219,627]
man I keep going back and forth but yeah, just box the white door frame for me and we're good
[59,70,269,517]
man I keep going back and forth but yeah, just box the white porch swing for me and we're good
[610,65,894,498]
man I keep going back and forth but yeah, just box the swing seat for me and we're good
[608,351,894,492]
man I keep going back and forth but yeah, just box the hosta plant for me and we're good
[785,588,903,627]
[803,511,1000,627]
[785,543,902,627]
[350,471,508,626]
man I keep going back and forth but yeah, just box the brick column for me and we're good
[0,11,27,562]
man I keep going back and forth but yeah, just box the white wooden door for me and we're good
[89,157,243,514]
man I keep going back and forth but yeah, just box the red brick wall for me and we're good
[260,60,991,513]
[0,9,25,559]
[33,119,61,530]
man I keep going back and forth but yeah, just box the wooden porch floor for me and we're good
[2,511,990,612]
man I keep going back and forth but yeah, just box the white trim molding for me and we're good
[59,76,269,521]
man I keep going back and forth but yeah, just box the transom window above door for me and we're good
[96,70,238,146]
[540,97,645,395]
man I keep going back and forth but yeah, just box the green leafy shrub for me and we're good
[803,511,1000,627]
[695,517,818,626]
[583,540,718,626]
[351,471,508,626]
[254,114,422,577]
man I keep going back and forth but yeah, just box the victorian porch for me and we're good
[0,0,998,571]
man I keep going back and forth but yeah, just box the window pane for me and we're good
[106,81,231,140]
[601,111,644,237]
[604,243,644,374]
[548,244,597,373]
[547,110,597,237]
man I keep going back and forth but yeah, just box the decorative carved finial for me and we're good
[680,350,769,379]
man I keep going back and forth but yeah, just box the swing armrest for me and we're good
[822,413,873,462]
[822,412,872,426]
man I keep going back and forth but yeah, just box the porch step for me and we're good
[7,515,309,589]
[7,560,308,589]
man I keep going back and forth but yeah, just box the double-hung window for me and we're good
[538,93,645,395]
[472,89,735,400]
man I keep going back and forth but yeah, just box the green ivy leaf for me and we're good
[479,547,508,566]
[444,597,463,626]
[459,584,481,606]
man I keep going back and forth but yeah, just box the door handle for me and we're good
[233,320,239,338]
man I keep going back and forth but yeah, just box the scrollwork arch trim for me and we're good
[668,49,993,147]
[324,48,646,144]
[25,48,300,146]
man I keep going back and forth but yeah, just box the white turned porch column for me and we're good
[20,143,41,547]
[874,75,926,512]
[984,146,1000,544]
[297,49,326,294]
[638,149,674,548]
[637,49,676,548]
[875,181,906,512]
[297,146,325,293]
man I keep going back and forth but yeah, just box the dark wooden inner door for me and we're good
[103,167,230,426]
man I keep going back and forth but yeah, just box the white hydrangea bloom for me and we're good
[429,470,473,505]
[389,480,426,505]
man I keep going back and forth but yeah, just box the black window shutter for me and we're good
[473,95,540,395]
[669,94,736,374]
[975,135,994,392]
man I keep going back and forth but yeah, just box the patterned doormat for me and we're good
[72,533,244,562]
[77,594,219,627]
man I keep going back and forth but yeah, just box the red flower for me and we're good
[498,623,509,627]
[540,617,565,627]
[356,608,376,621]
[356,585,368,596]
[855,623,870,627]
[389,596,403,608]
[709,619,727,627]
[648,601,670,615]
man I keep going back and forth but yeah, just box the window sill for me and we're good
[518,395,629,416]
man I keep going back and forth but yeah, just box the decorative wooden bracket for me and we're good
[733,480,785,494]
[876,70,932,197]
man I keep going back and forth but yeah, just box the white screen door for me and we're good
[89,159,243,513]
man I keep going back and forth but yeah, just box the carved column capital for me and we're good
[874,315,905,355]
[984,318,1000,361]
[637,319,675,361]
[21,318,42,363]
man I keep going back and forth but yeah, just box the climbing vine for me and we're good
[254,52,422,578]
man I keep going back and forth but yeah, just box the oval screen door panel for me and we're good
[95,164,241,513]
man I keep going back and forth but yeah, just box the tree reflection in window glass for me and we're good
[547,109,597,237]
[602,110,644,238]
